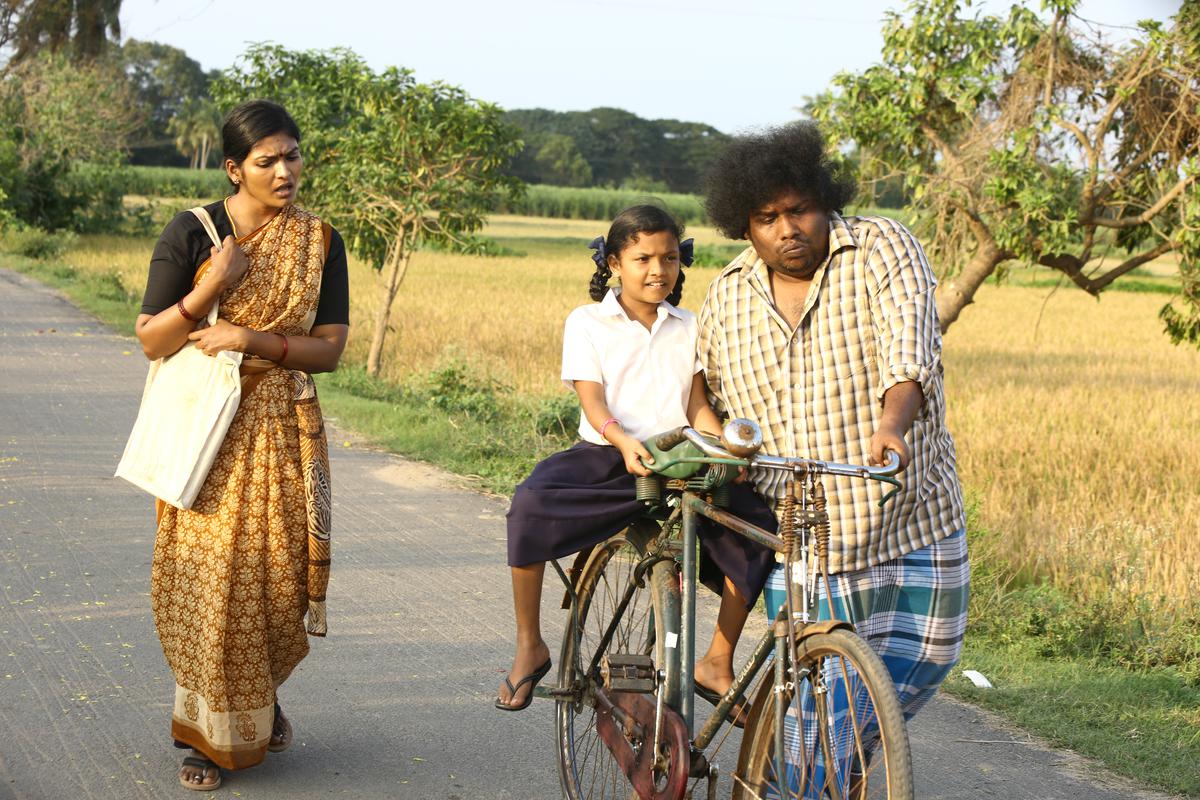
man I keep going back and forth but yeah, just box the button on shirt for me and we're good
[698,214,965,574]
[562,289,701,445]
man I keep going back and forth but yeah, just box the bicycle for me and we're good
[532,418,913,800]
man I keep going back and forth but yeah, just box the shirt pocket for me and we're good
[820,296,877,379]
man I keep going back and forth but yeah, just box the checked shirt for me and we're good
[698,213,965,574]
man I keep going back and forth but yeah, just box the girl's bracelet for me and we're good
[599,417,621,441]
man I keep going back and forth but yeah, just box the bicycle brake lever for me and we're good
[873,474,902,507]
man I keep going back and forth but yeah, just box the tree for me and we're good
[212,45,523,375]
[166,97,220,169]
[0,50,141,229]
[121,39,216,165]
[533,133,592,186]
[4,0,121,64]
[811,0,1200,346]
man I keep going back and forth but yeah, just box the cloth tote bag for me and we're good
[115,207,244,509]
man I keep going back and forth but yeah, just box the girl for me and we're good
[496,205,777,720]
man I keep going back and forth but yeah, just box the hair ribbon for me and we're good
[588,236,608,271]
[680,238,695,267]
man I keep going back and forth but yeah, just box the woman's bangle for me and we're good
[176,299,199,322]
[275,333,288,364]
[599,417,621,441]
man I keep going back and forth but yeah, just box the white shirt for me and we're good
[562,289,702,445]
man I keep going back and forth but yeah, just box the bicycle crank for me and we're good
[593,686,689,800]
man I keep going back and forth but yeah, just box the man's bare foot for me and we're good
[497,639,551,709]
[179,750,221,791]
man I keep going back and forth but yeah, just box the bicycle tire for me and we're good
[733,628,913,800]
[557,521,681,800]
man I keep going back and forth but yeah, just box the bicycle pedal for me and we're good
[600,653,656,692]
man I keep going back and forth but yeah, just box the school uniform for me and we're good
[506,289,777,605]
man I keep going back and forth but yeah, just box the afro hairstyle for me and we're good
[703,122,856,240]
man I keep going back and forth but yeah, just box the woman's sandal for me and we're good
[179,755,222,791]
[695,681,750,729]
[268,701,293,753]
[494,657,552,712]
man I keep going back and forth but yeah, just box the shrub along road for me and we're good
[0,266,1178,800]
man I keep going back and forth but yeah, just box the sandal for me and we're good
[695,681,750,729]
[268,701,293,753]
[494,657,552,712]
[179,755,222,792]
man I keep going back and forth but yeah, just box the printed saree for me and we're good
[151,204,333,770]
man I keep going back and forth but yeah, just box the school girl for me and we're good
[496,205,777,721]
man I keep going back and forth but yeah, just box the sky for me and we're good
[119,0,1183,134]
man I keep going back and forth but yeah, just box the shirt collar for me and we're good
[600,288,687,321]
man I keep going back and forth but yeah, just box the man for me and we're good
[698,122,968,755]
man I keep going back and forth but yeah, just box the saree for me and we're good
[150,204,333,770]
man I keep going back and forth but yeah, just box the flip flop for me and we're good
[179,755,222,791]
[268,702,292,753]
[495,657,552,711]
[695,681,749,729]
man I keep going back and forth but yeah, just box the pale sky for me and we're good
[119,0,1183,134]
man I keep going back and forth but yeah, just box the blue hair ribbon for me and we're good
[680,238,695,267]
[588,236,608,270]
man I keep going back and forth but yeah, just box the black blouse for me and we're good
[139,199,350,327]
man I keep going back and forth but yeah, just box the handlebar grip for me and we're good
[652,427,689,450]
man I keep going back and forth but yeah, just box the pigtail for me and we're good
[665,269,686,307]
[588,236,611,301]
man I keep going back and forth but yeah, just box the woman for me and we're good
[135,100,349,791]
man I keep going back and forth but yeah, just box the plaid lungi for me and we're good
[762,528,969,797]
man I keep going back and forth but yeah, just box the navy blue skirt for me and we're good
[506,442,778,605]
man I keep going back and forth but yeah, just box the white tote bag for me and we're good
[115,207,243,509]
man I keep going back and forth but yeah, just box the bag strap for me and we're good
[190,206,223,250]
[189,206,223,325]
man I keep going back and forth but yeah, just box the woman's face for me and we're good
[227,133,303,209]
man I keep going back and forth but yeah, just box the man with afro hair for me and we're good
[698,121,968,776]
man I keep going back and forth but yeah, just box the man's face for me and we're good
[746,189,830,280]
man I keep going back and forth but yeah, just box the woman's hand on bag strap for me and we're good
[206,236,249,291]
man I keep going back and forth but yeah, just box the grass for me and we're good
[4,207,1197,795]
[946,637,1200,796]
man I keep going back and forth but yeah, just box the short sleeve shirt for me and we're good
[562,289,701,445]
[139,199,350,326]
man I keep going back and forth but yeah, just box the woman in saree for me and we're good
[134,100,349,790]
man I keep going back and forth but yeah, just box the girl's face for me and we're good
[608,230,681,308]
[226,132,303,210]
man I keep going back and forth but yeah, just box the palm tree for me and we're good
[167,98,221,169]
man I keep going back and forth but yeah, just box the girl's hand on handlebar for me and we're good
[869,423,911,470]
[610,431,654,477]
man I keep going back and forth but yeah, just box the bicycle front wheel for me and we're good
[734,628,913,800]
[556,521,680,800]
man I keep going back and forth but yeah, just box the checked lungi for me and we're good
[762,528,969,797]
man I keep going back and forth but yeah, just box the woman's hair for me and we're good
[221,100,302,186]
[703,122,856,240]
[589,204,688,305]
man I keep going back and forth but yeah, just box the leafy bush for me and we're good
[534,392,580,437]
[424,357,508,421]
[1,226,77,259]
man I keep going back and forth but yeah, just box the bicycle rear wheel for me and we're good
[734,628,913,800]
[556,521,680,800]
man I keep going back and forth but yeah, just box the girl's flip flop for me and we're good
[495,657,552,711]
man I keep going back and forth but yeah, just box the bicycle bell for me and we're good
[721,418,763,457]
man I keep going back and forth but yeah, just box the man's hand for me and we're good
[869,423,911,470]
[187,319,249,357]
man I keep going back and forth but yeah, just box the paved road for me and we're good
[0,266,1179,800]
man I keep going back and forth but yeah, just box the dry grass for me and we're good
[60,214,1199,616]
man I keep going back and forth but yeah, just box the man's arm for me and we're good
[870,381,921,469]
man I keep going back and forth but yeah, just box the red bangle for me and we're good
[599,417,620,441]
[275,333,288,364]
[177,299,199,322]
